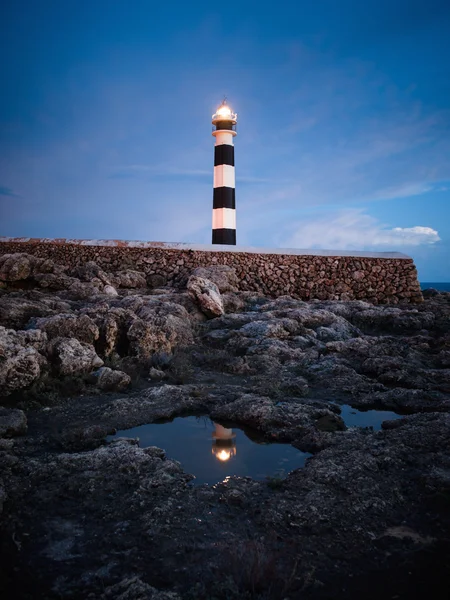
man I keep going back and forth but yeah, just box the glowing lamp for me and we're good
[217,449,231,461]
[211,422,237,462]
[211,445,237,461]
[217,105,232,118]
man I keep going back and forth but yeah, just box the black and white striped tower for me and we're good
[211,100,237,245]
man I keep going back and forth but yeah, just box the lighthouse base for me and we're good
[212,229,236,245]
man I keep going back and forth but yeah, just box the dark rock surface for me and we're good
[0,407,27,438]
[0,254,448,599]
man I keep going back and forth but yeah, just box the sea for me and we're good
[421,282,450,292]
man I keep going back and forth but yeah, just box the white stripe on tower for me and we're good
[213,164,235,189]
[211,100,237,245]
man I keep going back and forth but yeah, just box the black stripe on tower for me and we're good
[213,187,235,209]
[214,144,235,166]
[212,229,236,245]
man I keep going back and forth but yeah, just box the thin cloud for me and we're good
[284,210,440,250]
[113,164,210,176]
[362,182,435,202]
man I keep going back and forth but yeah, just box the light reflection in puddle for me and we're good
[339,404,402,430]
[108,416,310,485]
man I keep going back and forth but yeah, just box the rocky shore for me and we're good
[0,252,449,599]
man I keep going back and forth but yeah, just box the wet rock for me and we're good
[381,418,407,430]
[187,276,224,318]
[0,407,27,437]
[210,394,342,444]
[315,413,346,432]
[356,388,450,412]
[49,337,103,376]
[90,367,131,391]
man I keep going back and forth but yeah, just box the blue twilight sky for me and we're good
[1,0,449,280]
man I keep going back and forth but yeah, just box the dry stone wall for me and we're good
[0,238,423,303]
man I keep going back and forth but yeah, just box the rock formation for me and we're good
[0,251,448,600]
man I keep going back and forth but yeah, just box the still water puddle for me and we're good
[339,404,402,430]
[108,416,310,485]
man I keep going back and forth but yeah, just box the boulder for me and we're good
[152,292,207,323]
[112,270,147,289]
[32,313,99,345]
[91,307,136,357]
[191,265,239,293]
[222,292,246,313]
[127,320,171,359]
[0,407,27,437]
[103,285,119,297]
[127,300,193,359]
[49,337,103,376]
[315,413,346,432]
[149,367,166,380]
[33,272,77,290]
[0,326,46,395]
[67,280,103,300]
[14,328,48,352]
[0,253,34,282]
[147,274,167,288]
[98,313,123,357]
[187,276,224,319]
[0,253,69,286]
[89,367,131,391]
[72,261,111,285]
[0,296,58,329]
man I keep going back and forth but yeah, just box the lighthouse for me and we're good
[211,100,237,245]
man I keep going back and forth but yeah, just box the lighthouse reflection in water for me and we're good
[211,423,237,462]
[108,416,310,486]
